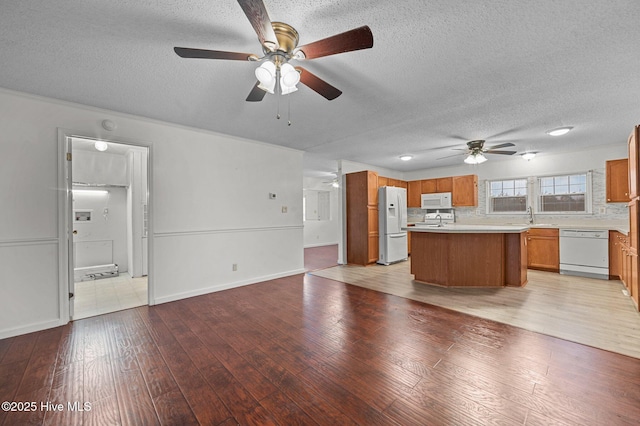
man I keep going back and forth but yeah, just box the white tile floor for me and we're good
[73,275,147,320]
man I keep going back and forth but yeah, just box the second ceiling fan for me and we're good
[440,140,517,164]
[174,0,374,102]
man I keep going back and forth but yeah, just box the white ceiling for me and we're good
[2,1,639,178]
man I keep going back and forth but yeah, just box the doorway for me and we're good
[67,136,150,320]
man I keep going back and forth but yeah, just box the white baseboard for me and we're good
[152,268,306,305]
[304,242,339,248]
[0,318,67,340]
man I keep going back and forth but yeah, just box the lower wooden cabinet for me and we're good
[613,229,639,309]
[609,230,623,279]
[526,228,559,272]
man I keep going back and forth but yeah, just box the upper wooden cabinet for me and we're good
[378,176,408,189]
[629,126,639,199]
[606,159,630,203]
[407,181,422,208]
[420,179,437,194]
[452,175,478,207]
[409,174,478,207]
[436,177,453,193]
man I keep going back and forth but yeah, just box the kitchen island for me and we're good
[405,224,529,288]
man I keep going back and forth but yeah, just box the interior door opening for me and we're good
[69,137,150,320]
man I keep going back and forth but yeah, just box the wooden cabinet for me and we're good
[378,176,408,189]
[407,181,421,208]
[606,159,630,202]
[526,228,559,272]
[629,126,639,199]
[609,231,623,279]
[436,177,452,193]
[627,125,640,311]
[609,231,638,295]
[411,174,478,207]
[420,179,437,194]
[346,171,379,265]
[452,175,478,207]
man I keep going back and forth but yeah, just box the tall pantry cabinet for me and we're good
[627,125,640,310]
[346,171,380,265]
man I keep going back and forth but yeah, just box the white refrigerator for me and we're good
[378,186,408,265]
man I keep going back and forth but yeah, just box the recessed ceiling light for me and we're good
[546,126,573,136]
[521,152,537,161]
[94,141,108,151]
[399,155,413,161]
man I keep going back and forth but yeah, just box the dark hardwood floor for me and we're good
[1,247,639,425]
[304,244,338,272]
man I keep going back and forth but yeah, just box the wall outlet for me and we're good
[232,263,237,271]
[281,206,288,213]
[599,206,606,214]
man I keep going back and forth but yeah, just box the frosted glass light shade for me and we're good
[255,61,276,85]
[464,153,487,164]
[280,84,298,95]
[280,63,300,88]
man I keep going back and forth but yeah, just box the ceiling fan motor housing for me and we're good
[269,22,299,54]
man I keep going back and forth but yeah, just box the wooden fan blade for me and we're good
[487,142,515,150]
[296,67,342,100]
[174,47,256,61]
[237,0,279,51]
[246,81,267,102]
[484,150,517,155]
[295,26,373,60]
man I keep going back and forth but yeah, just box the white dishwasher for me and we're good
[559,229,609,279]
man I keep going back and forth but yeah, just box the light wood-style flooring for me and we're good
[311,261,640,359]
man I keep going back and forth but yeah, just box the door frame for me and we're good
[57,128,154,321]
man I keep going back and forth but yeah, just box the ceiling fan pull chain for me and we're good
[288,95,292,126]
[276,67,281,119]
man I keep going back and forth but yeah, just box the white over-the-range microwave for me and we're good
[421,192,452,209]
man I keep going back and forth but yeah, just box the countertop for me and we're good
[406,221,629,234]
[404,224,529,234]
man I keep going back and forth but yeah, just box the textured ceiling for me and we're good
[2,1,639,178]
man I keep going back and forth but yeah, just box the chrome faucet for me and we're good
[435,214,443,227]
[527,206,534,224]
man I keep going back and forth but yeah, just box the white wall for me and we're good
[73,149,128,185]
[72,187,128,272]
[303,177,340,248]
[0,88,304,339]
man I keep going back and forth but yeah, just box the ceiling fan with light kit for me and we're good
[174,0,373,107]
[439,139,517,164]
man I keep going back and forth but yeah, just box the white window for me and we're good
[487,179,528,213]
[536,173,591,214]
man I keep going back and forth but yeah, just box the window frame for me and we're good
[533,171,592,215]
[485,178,530,215]
[485,171,593,216]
